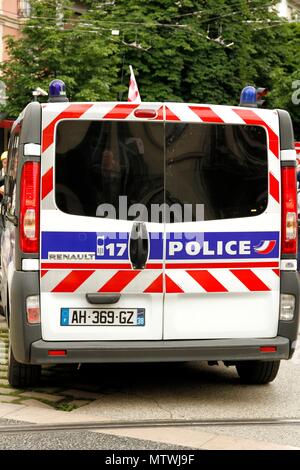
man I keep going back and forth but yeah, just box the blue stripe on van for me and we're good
[41,231,279,261]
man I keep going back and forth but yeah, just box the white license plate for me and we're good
[60,308,145,326]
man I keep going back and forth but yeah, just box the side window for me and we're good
[7,133,19,184]
[6,131,20,211]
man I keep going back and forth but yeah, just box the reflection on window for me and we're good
[55,121,268,222]
[55,121,164,219]
[165,123,268,221]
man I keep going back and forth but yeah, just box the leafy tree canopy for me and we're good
[0,0,299,136]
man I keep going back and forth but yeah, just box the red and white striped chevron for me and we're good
[40,102,280,297]
[41,266,279,294]
[41,102,280,211]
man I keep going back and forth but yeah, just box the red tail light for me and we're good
[281,166,297,256]
[134,109,157,119]
[260,346,277,353]
[20,162,40,253]
[48,350,67,357]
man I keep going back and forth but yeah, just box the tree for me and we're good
[87,0,297,108]
[1,0,299,139]
[0,0,121,117]
[267,23,300,139]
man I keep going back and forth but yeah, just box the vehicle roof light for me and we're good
[239,86,257,107]
[48,79,69,103]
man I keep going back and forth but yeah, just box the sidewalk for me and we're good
[0,320,299,450]
[0,402,298,450]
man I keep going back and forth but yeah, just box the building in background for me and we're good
[0,1,30,63]
[278,0,300,19]
[0,1,31,151]
[0,1,85,152]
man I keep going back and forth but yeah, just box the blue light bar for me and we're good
[239,86,257,107]
[48,79,69,102]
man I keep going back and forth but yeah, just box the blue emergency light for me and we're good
[239,86,257,107]
[48,79,69,103]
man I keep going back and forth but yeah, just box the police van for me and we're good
[1,81,299,387]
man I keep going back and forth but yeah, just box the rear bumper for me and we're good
[8,270,299,364]
[30,336,290,364]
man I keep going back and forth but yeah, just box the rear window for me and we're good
[55,121,268,221]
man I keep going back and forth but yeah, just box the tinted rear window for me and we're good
[165,123,268,221]
[55,121,268,221]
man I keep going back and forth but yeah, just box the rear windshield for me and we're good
[55,121,268,222]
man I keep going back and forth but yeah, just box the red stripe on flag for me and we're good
[143,273,163,293]
[41,270,48,278]
[187,270,228,292]
[165,275,184,293]
[42,104,93,152]
[233,108,279,157]
[272,269,280,276]
[165,106,180,121]
[269,172,280,202]
[98,270,139,292]
[189,106,224,123]
[52,270,94,293]
[103,104,139,120]
[128,79,139,102]
[231,269,270,291]
[42,167,53,200]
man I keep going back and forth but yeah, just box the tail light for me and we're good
[20,162,40,253]
[281,166,297,256]
[26,295,40,324]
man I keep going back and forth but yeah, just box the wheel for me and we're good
[235,360,280,385]
[8,346,41,388]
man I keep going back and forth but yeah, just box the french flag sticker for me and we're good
[254,240,277,255]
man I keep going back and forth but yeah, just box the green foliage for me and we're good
[0,0,121,116]
[267,23,300,138]
[0,0,299,136]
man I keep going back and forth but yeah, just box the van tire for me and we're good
[8,347,41,388]
[235,360,280,384]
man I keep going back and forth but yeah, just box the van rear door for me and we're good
[40,102,165,341]
[163,104,281,339]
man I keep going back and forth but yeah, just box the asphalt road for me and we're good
[69,355,300,446]
[10,352,300,448]
[0,419,193,450]
[1,315,300,449]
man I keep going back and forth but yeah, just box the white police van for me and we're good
[1,81,299,387]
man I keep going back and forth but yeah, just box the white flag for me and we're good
[128,65,141,103]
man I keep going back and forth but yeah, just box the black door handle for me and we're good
[129,222,149,270]
[86,293,121,304]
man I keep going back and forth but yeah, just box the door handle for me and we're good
[129,222,149,270]
[86,293,121,304]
